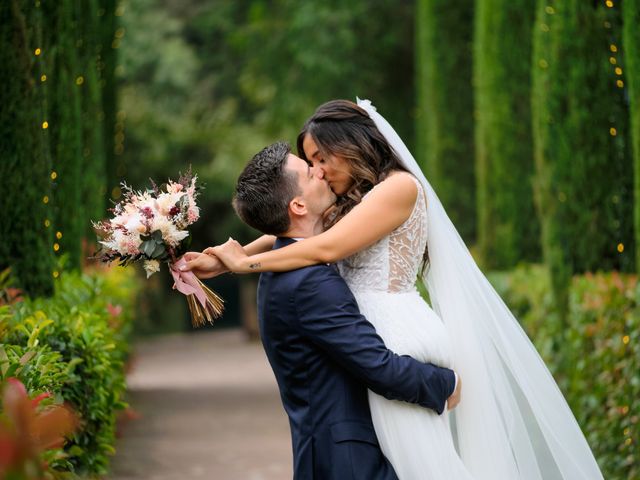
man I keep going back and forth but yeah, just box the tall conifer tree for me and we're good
[474,0,539,268]
[416,0,476,243]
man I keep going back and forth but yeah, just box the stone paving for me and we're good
[108,329,292,480]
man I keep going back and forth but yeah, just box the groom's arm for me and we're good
[294,266,456,415]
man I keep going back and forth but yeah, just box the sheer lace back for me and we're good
[338,175,427,293]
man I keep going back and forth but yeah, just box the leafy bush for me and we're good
[490,266,639,480]
[0,265,140,477]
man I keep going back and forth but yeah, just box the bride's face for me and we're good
[302,133,354,196]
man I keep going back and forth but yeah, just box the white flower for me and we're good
[143,259,161,278]
[151,215,189,247]
[155,192,184,216]
[124,215,147,234]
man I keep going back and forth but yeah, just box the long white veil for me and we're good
[357,98,604,480]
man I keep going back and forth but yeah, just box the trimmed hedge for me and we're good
[474,0,539,269]
[0,265,140,477]
[415,0,476,244]
[490,266,639,480]
[532,1,634,314]
[0,1,120,290]
[0,1,54,297]
[625,1,640,271]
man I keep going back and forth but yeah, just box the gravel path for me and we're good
[108,329,292,480]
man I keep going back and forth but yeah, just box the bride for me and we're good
[192,99,604,479]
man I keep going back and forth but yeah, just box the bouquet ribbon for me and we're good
[170,257,208,307]
[169,257,224,327]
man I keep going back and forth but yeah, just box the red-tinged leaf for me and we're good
[32,406,78,451]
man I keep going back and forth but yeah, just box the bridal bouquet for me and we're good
[93,171,223,327]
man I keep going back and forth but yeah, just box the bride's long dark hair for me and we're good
[296,99,428,270]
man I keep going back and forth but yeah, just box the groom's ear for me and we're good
[289,196,307,217]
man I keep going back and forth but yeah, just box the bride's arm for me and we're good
[181,235,275,278]
[213,173,418,272]
[242,234,276,255]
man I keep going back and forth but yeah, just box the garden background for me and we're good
[0,0,638,478]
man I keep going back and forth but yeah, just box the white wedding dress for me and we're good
[338,175,475,479]
[336,99,605,480]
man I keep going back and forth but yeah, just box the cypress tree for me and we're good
[100,0,120,207]
[78,0,107,239]
[532,1,633,313]
[0,0,54,296]
[474,0,539,269]
[624,0,640,271]
[47,0,84,270]
[415,0,476,244]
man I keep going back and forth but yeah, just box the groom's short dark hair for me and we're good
[233,142,300,235]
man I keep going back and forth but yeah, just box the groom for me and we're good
[186,142,460,479]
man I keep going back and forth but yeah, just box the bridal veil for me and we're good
[357,98,604,480]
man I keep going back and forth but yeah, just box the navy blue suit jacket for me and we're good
[257,237,456,480]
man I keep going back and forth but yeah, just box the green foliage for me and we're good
[78,0,108,239]
[45,0,84,271]
[416,0,476,244]
[532,1,634,314]
[0,266,140,477]
[0,0,119,285]
[625,1,640,271]
[474,0,540,269]
[0,1,54,297]
[491,266,639,479]
[117,0,416,250]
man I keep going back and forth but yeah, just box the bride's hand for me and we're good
[203,238,250,273]
[180,251,228,279]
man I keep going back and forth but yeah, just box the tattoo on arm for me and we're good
[249,262,261,270]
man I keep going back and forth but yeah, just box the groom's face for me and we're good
[285,154,336,217]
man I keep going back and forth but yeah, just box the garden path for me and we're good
[108,328,292,480]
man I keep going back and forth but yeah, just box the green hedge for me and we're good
[0,1,54,297]
[415,0,476,244]
[625,1,640,271]
[0,1,120,289]
[0,265,140,477]
[474,0,539,269]
[490,266,639,480]
[532,1,634,315]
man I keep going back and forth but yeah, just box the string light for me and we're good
[56,231,62,240]
[615,67,623,76]
[52,271,59,278]
[617,243,624,252]
[41,74,47,82]
[609,57,617,65]
[44,219,50,227]
[76,76,84,86]
[605,0,614,7]
[51,171,57,180]
[610,44,618,53]
[610,127,618,136]
[42,196,49,204]
[34,48,41,56]
[53,243,60,252]
[617,80,624,88]
[42,121,48,129]
[622,334,630,344]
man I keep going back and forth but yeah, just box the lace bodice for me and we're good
[338,175,427,293]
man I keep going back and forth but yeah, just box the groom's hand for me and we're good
[447,374,462,411]
[180,252,228,279]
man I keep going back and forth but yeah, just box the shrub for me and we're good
[0,265,140,477]
[490,266,639,480]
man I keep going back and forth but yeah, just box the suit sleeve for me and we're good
[293,266,456,414]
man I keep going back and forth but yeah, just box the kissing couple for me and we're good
[183,99,604,480]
